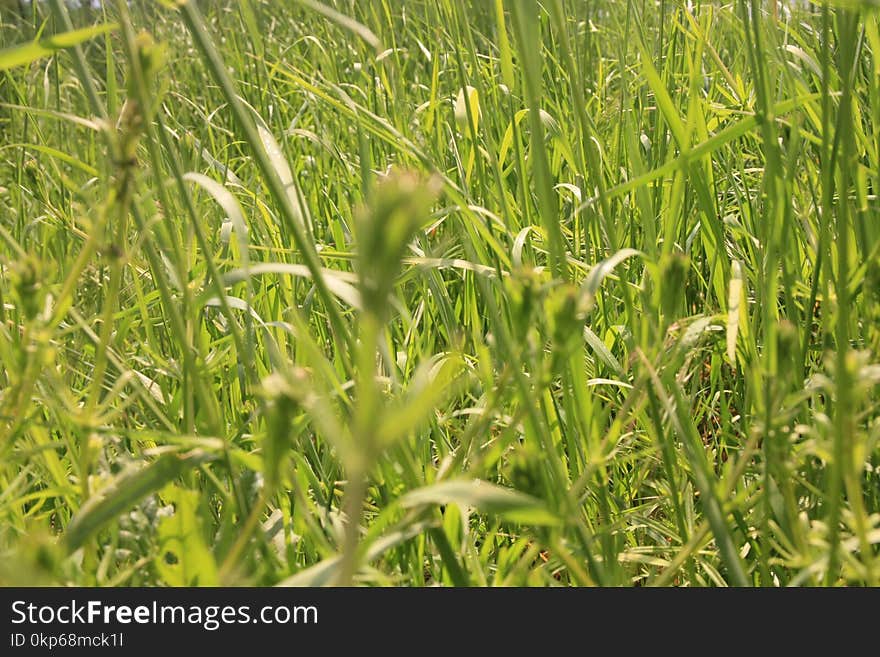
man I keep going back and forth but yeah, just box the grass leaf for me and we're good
[401,480,560,526]
[0,24,118,72]
[63,450,216,553]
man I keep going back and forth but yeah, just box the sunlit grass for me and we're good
[0,0,878,586]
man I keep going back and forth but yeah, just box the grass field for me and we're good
[0,0,878,587]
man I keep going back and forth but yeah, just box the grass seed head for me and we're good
[356,169,441,318]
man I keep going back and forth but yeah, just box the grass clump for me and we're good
[1,0,879,586]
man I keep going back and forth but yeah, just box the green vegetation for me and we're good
[1,0,879,586]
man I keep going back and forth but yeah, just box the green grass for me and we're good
[0,0,878,587]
